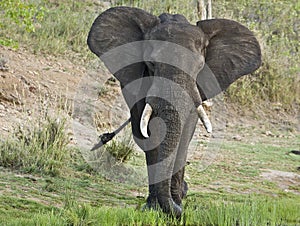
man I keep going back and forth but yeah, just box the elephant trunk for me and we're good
[139,70,212,217]
[154,108,183,218]
[140,97,185,217]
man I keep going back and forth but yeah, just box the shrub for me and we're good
[0,116,70,176]
[0,0,298,109]
[0,0,46,48]
[0,0,46,32]
[105,130,135,163]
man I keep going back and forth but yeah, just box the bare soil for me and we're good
[0,45,84,136]
[0,45,299,194]
[261,169,300,195]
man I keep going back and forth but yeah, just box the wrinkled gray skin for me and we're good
[87,7,261,218]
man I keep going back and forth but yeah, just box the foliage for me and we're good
[1,194,300,225]
[28,7,93,58]
[0,37,19,49]
[0,0,298,110]
[0,0,46,48]
[105,129,135,162]
[0,0,46,32]
[0,124,299,224]
[0,116,70,176]
[115,0,201,21]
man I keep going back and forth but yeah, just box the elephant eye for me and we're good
[195,41,207,57]
[195,39,207,54]
[195,39,202,50]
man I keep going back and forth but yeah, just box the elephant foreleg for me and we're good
[171,168,188,206]
[144,148,159,209]
[171,110,198,206]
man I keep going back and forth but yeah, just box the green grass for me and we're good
[0,116,70,176]
[105,129,135,162]
[0,0,299,108]
[186,133,300,195]
[1,192,299,225]
[1,122,299,225]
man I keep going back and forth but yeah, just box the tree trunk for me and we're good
[208,0,212,19]
[197,0,212,20]
[197,0,207,20]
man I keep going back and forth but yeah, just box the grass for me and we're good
[0,121,299,225]
[105,128,135,162]
[0,116,70,176]
[0,190,299,225]
[187,133,300,194]
[0,0,299,225]
[218,0,300,109]
[0,0,299,108]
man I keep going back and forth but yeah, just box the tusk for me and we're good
[140,103,153,138]
[197,105,212,133]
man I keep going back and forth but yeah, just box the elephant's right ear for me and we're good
[87,7,159,86]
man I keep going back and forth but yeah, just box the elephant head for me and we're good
[87,6,261,217]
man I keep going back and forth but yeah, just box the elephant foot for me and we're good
[171,180,188,207]
[141,195,159,211]
[158,197,182,219]
[182,180,188,198]
[143,195,182,218]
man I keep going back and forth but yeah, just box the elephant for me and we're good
[87,6,261,217]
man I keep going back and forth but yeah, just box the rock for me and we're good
[232,135,242,141]
[0,104,5,111]
[2,127,9,131]
[29,86,37,93]
[272,102,282,111]
[0,55,9,71]
[265,130,273,136]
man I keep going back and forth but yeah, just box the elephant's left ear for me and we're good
[196,19,261,99]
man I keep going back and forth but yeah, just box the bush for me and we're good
[105,130,135,163]
[0,0,298,109]
[0,116,70,176]
[0,0,46,48]
[0,0,46,32]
